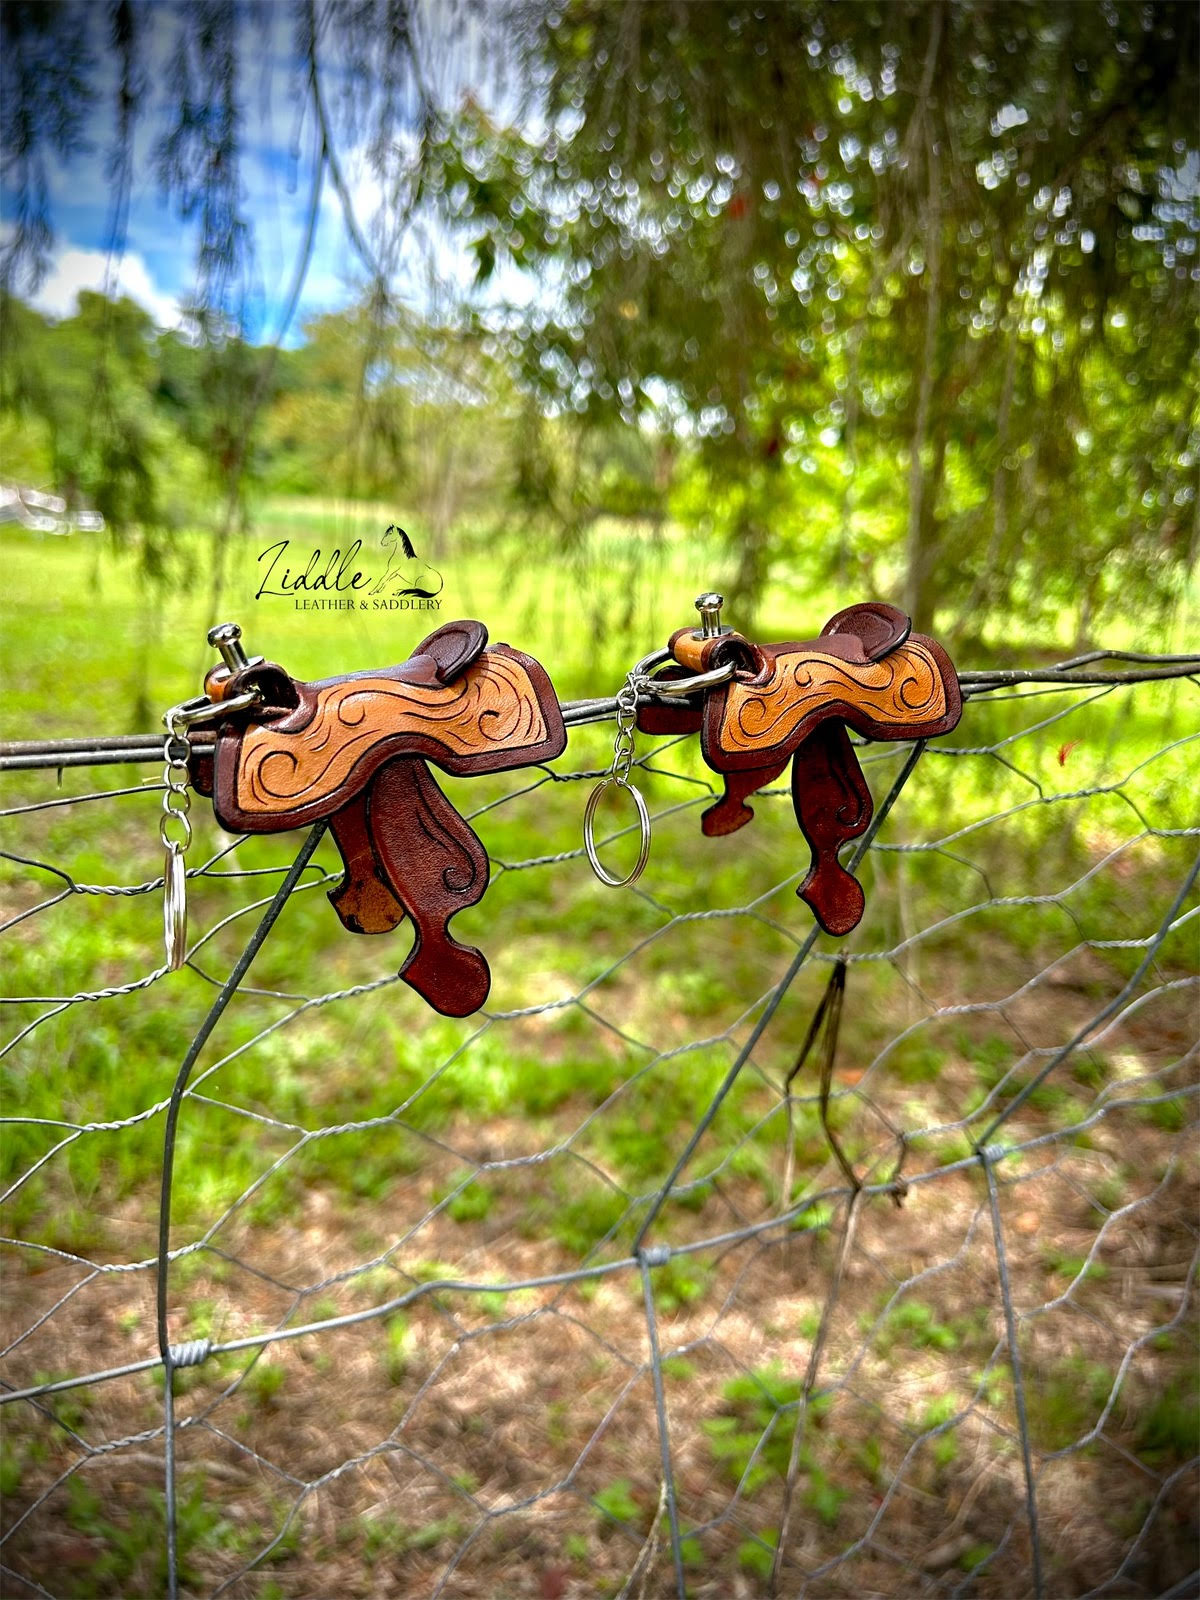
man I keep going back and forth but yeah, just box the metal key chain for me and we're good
[158,628,264,971]
[584,667,653,888]
[159,710,192,970]
[584,596,740,889]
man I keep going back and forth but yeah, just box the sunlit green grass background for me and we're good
[1,511,1196,1595]
[2,508,1195,1253]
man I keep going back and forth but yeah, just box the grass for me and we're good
[2,505,1198,1596]
[877,1299,961,1354]
[58,1473,231,1598]
[592,1477,640,1531]
[1134,1373,1200,1466]
[0,508,738,738]
[1025,1355,1116,1453]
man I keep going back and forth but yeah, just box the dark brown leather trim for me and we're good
[210,643,566,834]
[700,630,962,774]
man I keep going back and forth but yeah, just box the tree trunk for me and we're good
[902,4,944,635]
[905,429,947,636]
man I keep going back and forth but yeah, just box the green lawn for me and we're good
[1,508,1196,1598]
[2,506,1196,1239]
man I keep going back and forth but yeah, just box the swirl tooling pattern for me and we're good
[718,641,948,756]
[236,653,549,815]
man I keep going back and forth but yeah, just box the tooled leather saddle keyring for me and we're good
[177,619,566,1017]
[633,594,962,936]
[156,598,955,1016]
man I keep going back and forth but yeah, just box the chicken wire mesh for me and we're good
[0,651,1197,1600]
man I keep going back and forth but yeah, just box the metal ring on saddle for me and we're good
[163,688,262,729]
[633,647,737,698]
[583,777,652,888]
[155,627,272,975]
[584,639,737,889]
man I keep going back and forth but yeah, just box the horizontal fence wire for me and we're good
[0,650,1197,1599]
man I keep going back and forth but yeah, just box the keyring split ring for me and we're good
[163,844,187,970]
[584,777,651,888]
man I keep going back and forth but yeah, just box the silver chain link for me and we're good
[609,671,642,787]
[159,710,191,970]
[160,713,192,855]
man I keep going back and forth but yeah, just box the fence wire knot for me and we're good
[167,1339,213,1369]
[638,1244,672,1267]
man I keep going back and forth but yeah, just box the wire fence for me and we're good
[1,650,1197,1599]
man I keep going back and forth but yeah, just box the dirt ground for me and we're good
[2,948,1196,1600]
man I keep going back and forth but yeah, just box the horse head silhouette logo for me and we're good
[372,526,444,598]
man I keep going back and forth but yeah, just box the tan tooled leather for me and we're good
[231,653,554,822]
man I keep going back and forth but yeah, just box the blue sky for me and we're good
[1,4,532,344]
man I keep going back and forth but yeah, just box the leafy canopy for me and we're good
[2,0,1196,639]
[438,0,1198,632]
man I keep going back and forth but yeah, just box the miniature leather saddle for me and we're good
[638,603,961,936]
[189,620,566,1017]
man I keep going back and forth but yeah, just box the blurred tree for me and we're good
[257,301,526,547]
[0,0,438,598]
[441,0,1199,636]
[0,290,209,554]
[2,0,1195,639]
[1,0,435,310]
